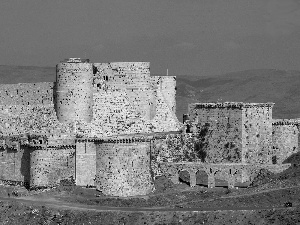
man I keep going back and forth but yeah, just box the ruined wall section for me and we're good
[272,119,298,164]
[30,146,75,187]
[0,82,54,106]
[56,60,93,123]
[242,103,274,164]
[188,103,243,163]
[96,138,154,197]
[75,141,96,186]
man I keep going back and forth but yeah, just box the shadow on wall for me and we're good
[196,170,209,187]
[20,147,32,188]
[53,82,57,115]
[178,170,190,185]
[194,123,210,162]
[283,151,300,165]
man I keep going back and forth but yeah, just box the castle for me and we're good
[0,58,296,197]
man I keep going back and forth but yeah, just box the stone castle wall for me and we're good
[272,119,299,164]
[0,60,179,137]
[188,103,243,163]
[93,62,151,90]
[93,62,156,120]
[0,104,71,136]
[0,82,54,106]
[187,102,274,165]
[75,141,96,186]
[242,104,274,164]
[0,59,179,191]
[0,146,31,185]
[90,90,152,137]
[30,146,75,187]
[96,137,154,197]
[56,61,93,123]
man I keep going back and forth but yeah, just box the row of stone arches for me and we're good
[178,170,209,187]
[178,170,238,188]
[168,167,237,189]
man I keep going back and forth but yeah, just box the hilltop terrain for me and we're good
[1,65,299,122]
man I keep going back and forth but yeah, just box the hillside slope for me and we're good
[0,65,55,84]
[177,69,300,121]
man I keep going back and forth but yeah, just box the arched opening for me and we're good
[214,171,228,187]
[196,170,209,187]
[178,170,190,186]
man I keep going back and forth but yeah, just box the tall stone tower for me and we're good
[55,58,93,123]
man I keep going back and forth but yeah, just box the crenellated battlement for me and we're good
[190,102,275,109]
[272,119,299,126]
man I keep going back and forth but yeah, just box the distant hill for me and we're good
[0,65,299,122]
[0,65,55,84]
[176,69,300,122]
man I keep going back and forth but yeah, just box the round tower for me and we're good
[96,135,154,197]
[56,58,93,123]
[30,147,75,188]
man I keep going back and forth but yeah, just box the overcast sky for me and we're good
[0,0,300,76]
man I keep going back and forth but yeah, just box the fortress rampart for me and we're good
[272,119,299,164]
[242,103,273,164]
[93,62,155,120]
[30,146,75,187]
[187,102,274,164]
[96,136,154,197]
[0,145,31,186]
[188,103,244,163]
[1,57,297,195]
[0,58,181,195]
[75,140,96,186]
[0,82,54,106]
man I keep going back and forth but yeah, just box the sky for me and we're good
[0,0,300,76]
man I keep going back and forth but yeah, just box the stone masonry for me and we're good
[272,119,299,164]
[0,58,180,197]
[187,102,274,164]
[96,135,154,197]
[0,57,297,195]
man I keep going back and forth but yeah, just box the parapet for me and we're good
[74,131,182,143]
[109,62,150,76]
[272,119,299,126]
[190,102,275,109]
[61,58,90,63]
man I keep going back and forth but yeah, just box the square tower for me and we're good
[188,102,274,164]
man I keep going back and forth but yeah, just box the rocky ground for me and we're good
[0,164,300,224]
